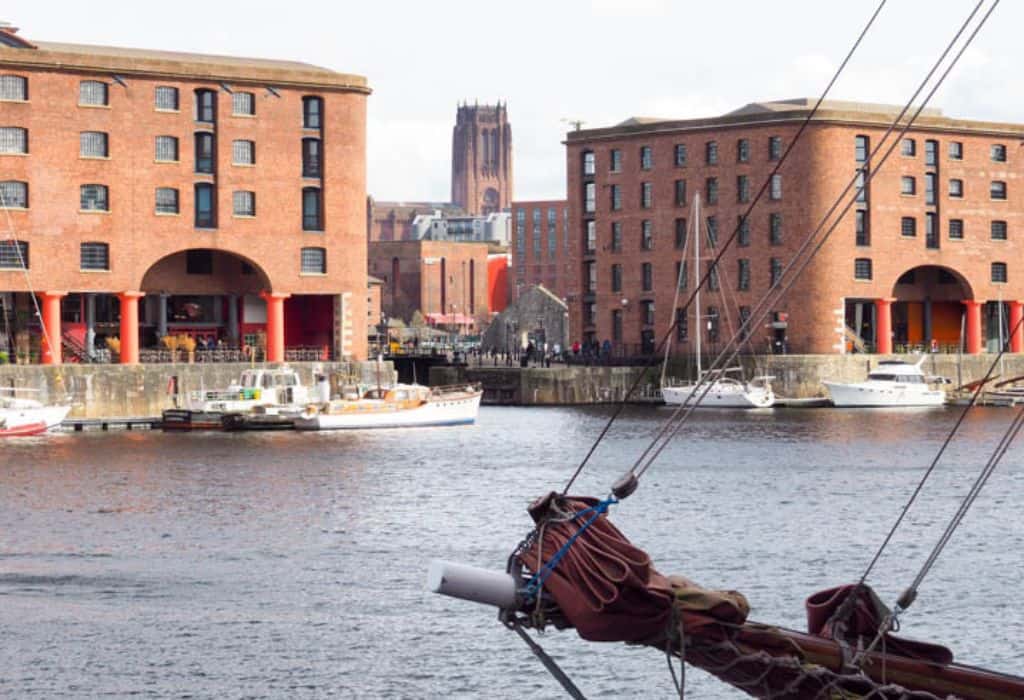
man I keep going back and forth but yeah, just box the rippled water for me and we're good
[1,406,1022,698]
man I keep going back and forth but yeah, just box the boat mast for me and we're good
[661,199,691,388]
[694,193,701,379]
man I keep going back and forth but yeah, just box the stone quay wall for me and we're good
[433,353,1024,405]
[0,361,391,419]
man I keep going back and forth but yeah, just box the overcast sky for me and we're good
[5,1,1020,202]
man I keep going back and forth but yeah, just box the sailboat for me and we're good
[660,193,775,408]
[0,388,70,436]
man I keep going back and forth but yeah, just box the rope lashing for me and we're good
[522,496,618,600]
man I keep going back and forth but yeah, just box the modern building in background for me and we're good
[566,99,1024,356]
[0,24,370,363]
[510,200,573,304]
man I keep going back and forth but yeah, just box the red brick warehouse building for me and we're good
[565,99,1024,356]
[0,25,370,364]
[510,199,573,303]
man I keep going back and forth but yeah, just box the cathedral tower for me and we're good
[451,102,513,215]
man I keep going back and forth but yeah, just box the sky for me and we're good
[4,1,1022,202]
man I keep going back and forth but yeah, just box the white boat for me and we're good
[823,357,947,407]
[294,383,482,430]
[0,391,70,436]
[661,193,776,409]
[662,370,775,408]
[184,366,311,413]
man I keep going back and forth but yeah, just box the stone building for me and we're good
[451,102,512,216]
[566,98,1024,356]
[0,24,370,363]
[481,284,568,354]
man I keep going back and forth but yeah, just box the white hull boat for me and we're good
[0,396,70,436]
[294,383,482,430]
[824,357,947,407]
[662,376,775,408]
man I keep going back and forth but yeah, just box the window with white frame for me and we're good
[0,75,27,101]
[301,247,326,274]
[232,139,255,165]
[0,127,27,153]
[80,184,109,211]
[155,187,179,214]
[232,91,255,116]
[79,80,108,106]
[80,242,109,270]
[80,131,108,158]
[233,190,255,216]
[155,86,179,110]
[0,180,28,208]
[0,240,28,268]
[155,135,179,162]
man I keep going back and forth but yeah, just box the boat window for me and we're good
[262,375,274,388]
[242,373,255,388]
[869,374,896,381]
[395,390,408,401]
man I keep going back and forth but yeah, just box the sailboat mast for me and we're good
[694,193,701,378]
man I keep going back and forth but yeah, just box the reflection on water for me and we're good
[1,406,1021,698]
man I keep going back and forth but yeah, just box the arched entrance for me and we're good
[891,265,973,352]
[139,248,273,357]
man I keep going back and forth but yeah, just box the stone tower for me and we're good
[451,102,513,216]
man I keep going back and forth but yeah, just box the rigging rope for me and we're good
[561,0,889,495]
[628,0,990,483]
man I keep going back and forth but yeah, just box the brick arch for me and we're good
[138,247,272,295]
[890,264,974,302]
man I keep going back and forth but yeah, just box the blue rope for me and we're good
[523,497,618,599]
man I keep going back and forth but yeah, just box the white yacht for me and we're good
[662,370,775,408]
[823,357,947,407]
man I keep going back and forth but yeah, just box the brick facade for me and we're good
[510,199,573,305]
[451,103,512,215]
[0,29,370,361]
[566,99,1024,355]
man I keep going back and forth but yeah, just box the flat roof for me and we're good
[0,35,369,94]
[567,98,1024,142]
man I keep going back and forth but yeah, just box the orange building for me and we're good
[566,99,1024,355]
[487,253,510,313]
[0,25,370,363]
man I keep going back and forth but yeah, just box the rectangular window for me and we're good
[585,261,597,293]
[770,258,782,286]
[0,127,27,154]
[0,240,28,268]
[856,210,869,246]
[674,144,687,167]
[769,136,782,161]
[515,209,525,252]
[706,261,719,291]
[155,187,179,214]
[532,209,541,257]
[991,144,1007,162]
[155,86,179,111]
[301,247,327,274]
[303,96,323,129]
[949,219,964,240]
[80,131,108,158]
[642,300,655,327]
[641,182,653,208]
[611,221,622,251]
[640,146,652,170]
[548,208,557,259]
[676,261,687,290]
[949,178,963,198]
[855,169,867,203]
[195,132,215,174]
[737,216,750,247]
[80,242,109,271]
[992,262,1008,283]
[232,139,255,165]
[302,138,321,177]
[901,138,916,156]
[949,141,963,160]
[674,179,687,206]
[706,177,718,205]
[0,75,28,101]
[584,181,596,213]
[155,135,179,162]
[641,220,653,250]
[991,220,1007,240]
[991,181,1007,200]
[610,185,622,211]
[738,258,750,290]
[0,180,27,208]
[737,175,749,203]
[739,306,752,340]
[706,306,719,342]
[675,308,688,342]
[611,264,622,292]
[582,150,595,176]
[233,190,255,216]
[901,217,917,237]
[769,174,782,200]
[705,216,718,247]
[79,80,108,106]
[232,91,255,116]
[610,148,622,172]
[901,176,916,195]
[925,139,938,167]
[585,220,596,253]
[737,138,749,163]
[194,183,215,227]
[302,188,322,230]
[925,172,936,205]
[194,89,217,123]
[705,141,718,165]
[854,258,872,280]
[585,302,597,327]
[674,218,686,250]
[612,309,622,342]
[80,184,109,211]
[855,135,869,163]
[926,212,938,249]
[642,262,653,291]
[769,213,782,245]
